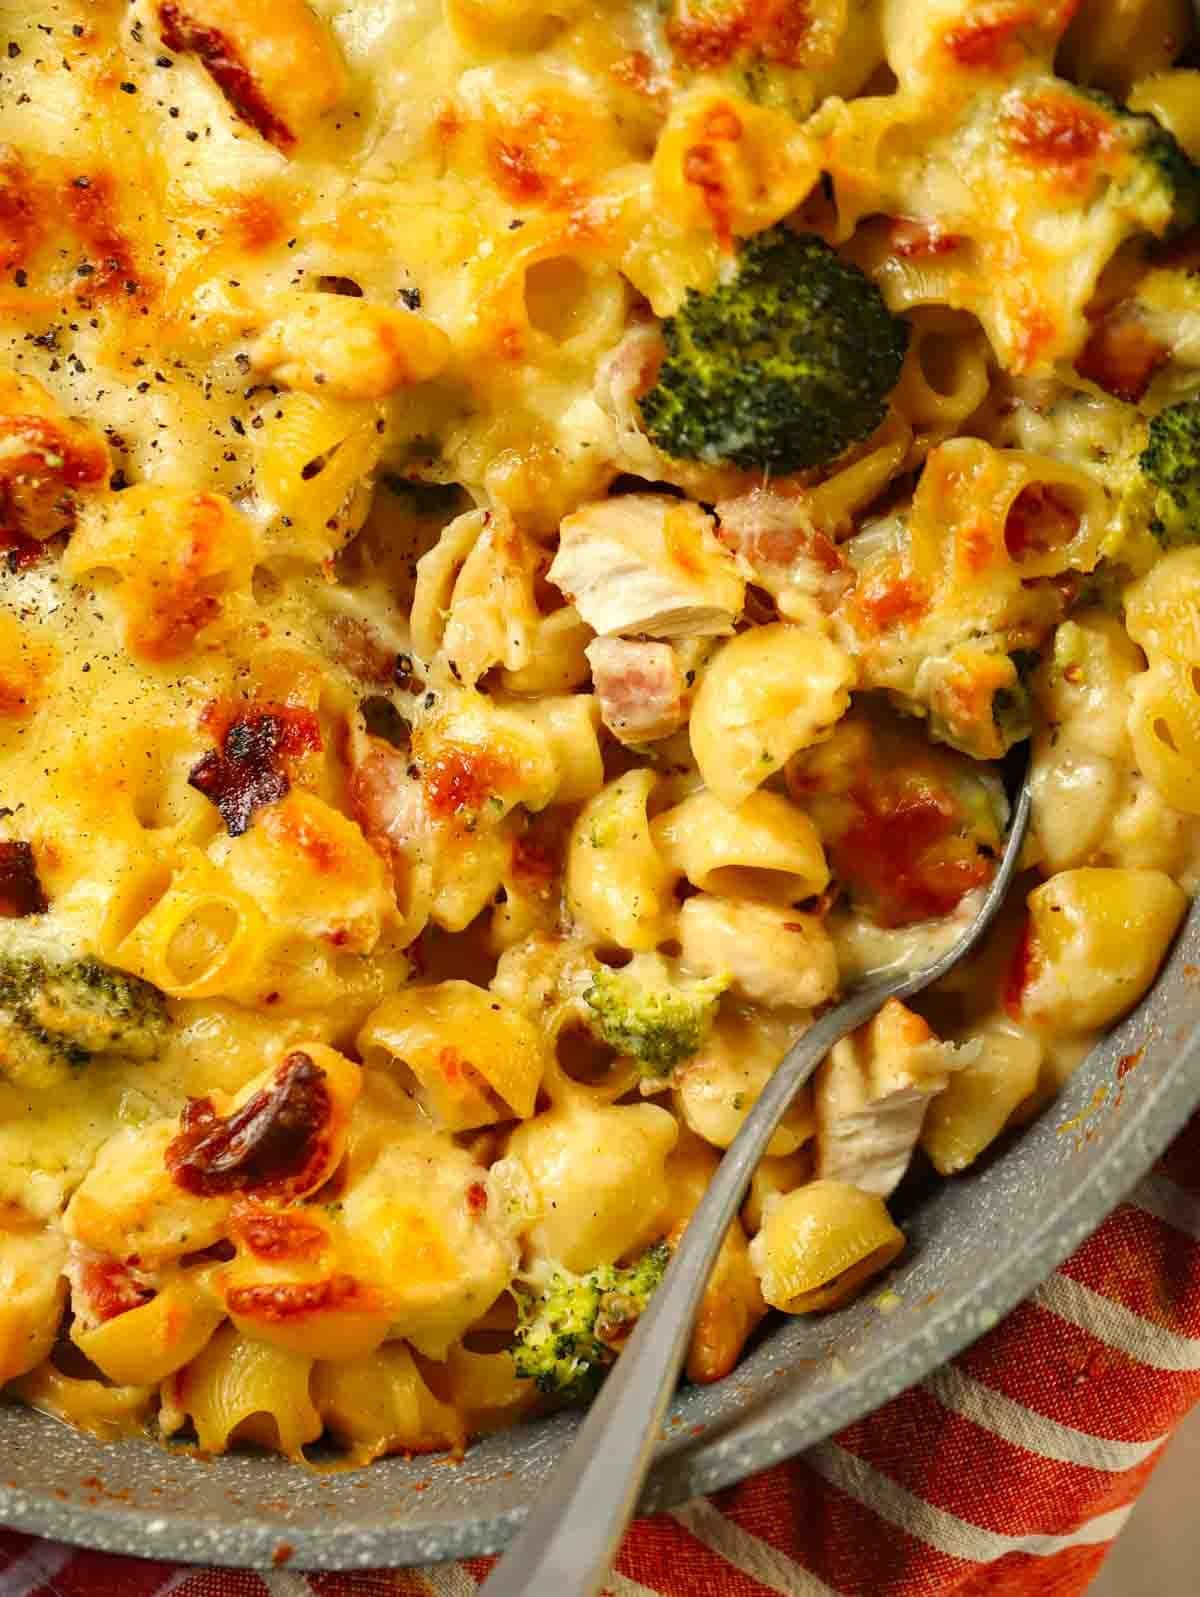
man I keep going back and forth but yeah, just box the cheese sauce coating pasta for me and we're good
[0,0,1195,1463]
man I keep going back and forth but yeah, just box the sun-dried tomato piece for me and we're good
[0,153,43,274]
[0,414,110,546]
[225,1273,375,1322]
[199,698,322,758]
[1077,309,1169,403]
[1004,912,1039,1019]
[166,1052,334,1199]
[0,841,47,917]
[187,712,295,836]
[834,778,993,928]
[230,1201,328,1261]
[158,4,295,150]
[78,1254,153,1323]
[65,173,141,302]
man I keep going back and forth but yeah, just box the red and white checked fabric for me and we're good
[3,1117,1199,1597]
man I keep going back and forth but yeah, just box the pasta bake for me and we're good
[0,0,1196,1465]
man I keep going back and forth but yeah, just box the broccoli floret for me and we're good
[0,953,169,1090]
[583,954,727,1076]
[991,681,1032,751]
[990,648,1041,751]
[1138,398,1200,546]
[638,227,910,475]
[1081,89,1200,239]
[1142,122,1200,239]
[510,1243,671,1402]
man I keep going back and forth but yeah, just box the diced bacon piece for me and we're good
[715,488,848,605]
[586,638,687,745]
[548,494,744,638]
[350,741,427,852]
[887,218,965,258]
[594,323,667,480]
[1077,306,1168,401]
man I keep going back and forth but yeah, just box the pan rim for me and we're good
[0,976,1195,1570]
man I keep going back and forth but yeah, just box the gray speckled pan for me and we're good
[2,911,1198,1571]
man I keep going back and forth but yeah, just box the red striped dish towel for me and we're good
[3,1118,1199,1597]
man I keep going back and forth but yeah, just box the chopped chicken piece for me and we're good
[549,494,744,639]
[815,999,971,1198]
[678,895,838,1010]
[251,294,451,400]
[586,638,689,744]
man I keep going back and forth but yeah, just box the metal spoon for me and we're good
[480,772,1033,1597]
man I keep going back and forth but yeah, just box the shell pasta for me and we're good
[0,0,1195,1465]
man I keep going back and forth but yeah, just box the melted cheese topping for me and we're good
[0,0,1194,1465]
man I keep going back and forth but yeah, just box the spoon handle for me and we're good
[478,983,888,1597]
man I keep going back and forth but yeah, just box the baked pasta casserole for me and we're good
[0,0,1196,1464]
